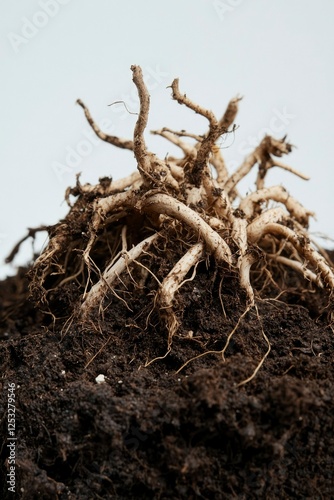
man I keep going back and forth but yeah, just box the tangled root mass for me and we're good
[14,65,334,377]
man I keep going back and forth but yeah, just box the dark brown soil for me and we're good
[1,253,334,499]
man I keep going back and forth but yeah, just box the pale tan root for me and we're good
[260,223,334,289]
[186,185,207,206]
[170,79,240,181]
[210,145,229,184]
[204,174,249,284]
[206,216,248,264]
[224,136,299,195]
[266,158,310,181]
[203,174,248,257]
[267,254,322,286]
[155,127,203,141]
[66,172,142,202]
[239,185,314,226]
[175,304,252,374]
[151,127,229,188]
[82,186,141,265]
[77,99,134,150]
[140,193,233,265]
[130,65,153,183]
[158,242,204,348]
[207,217,226,232]
[104,172,141,193]
[218,96,242,129]
[233,218,248,256]
[190,97,239,183]
[151,128,197,158]
[239,250,260,305]
[170,78,217,125]
[223,138,266,194]
[293,221,334,268]
[202,174,249,260]
[130,65,179,190]
[32,227,69,285]
[247,207,288,243]
[167,162,184,181]
[147,155,180,191]
[237,305,271,387]
[255,157,310,191]
[80,233,159,317]
[308,235,334,267]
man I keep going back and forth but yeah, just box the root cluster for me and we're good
[22,65,334,372]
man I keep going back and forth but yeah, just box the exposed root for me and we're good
[239,250,260,305]
[260,223,334,289]
[20,64,333,385]
[223,135,305,195]
[158,242,204,349]
[80,233,159,318]
[151,128,198,158]
[239,185,314,227]
[267,254,322,286]
[237,305,271,387]
[247,207,288,243]
[175,304,252,374]
[66,172,141,201]
[140,193,232,265]
[77,99,134,150]
[5,226,49,264]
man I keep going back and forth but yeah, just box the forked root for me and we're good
[80,233,159,317]
[239,185,314,227]
[260,223,334,289]
[140,193,233,265]
[267,254,322,287]
[158,242,204,348]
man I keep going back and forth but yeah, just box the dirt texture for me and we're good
[1,252,334,499]
[1,65,334,499]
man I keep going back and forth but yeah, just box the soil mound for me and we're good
[1,256,334,498]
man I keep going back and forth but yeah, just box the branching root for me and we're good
[158,242,204,348]
[19,64,334,385]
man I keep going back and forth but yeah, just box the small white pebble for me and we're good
[118,380,123,384]
[177,378,181,382]
[95,374,106,384]
[60,370,66,376]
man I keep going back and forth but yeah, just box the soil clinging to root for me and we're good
[1,66,334,498]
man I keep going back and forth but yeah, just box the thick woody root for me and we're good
[22,64,334,377]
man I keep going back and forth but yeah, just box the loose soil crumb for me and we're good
[1,253,334,499]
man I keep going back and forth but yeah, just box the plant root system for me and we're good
[22,64,334,374]
[2,66,334,499]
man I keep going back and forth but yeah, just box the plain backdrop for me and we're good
[1,0,334,278]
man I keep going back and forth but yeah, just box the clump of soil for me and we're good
[1,65,334,498]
